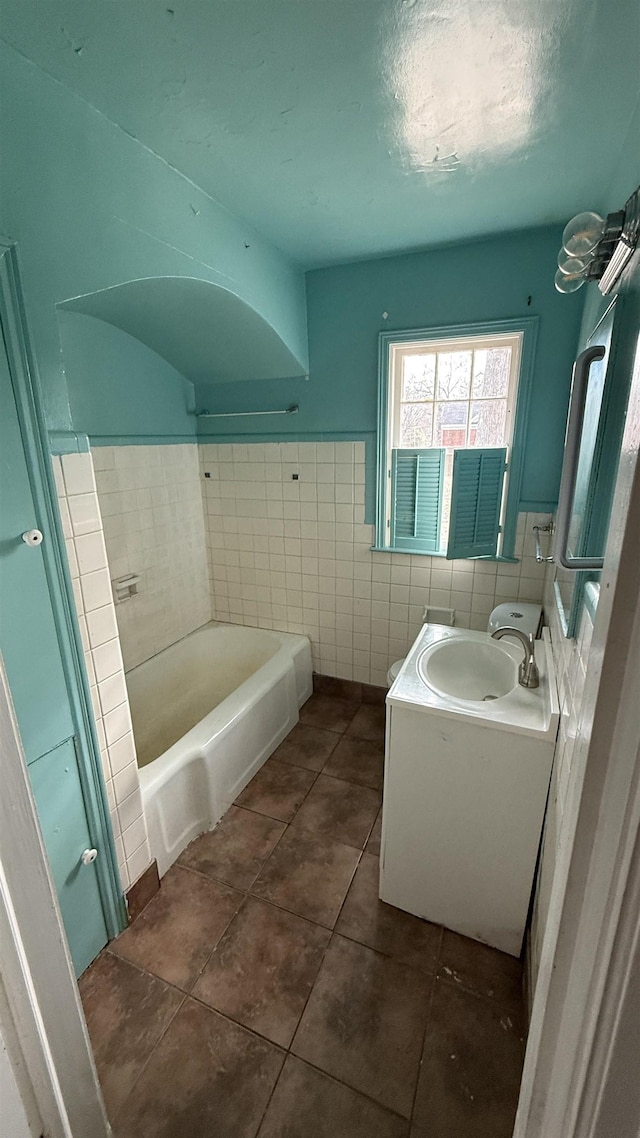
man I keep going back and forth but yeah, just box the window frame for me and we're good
[375,317,539,560]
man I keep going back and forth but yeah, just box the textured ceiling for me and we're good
[1,0,638,266]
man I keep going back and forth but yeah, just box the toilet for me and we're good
[387,658,405,686]
[387,601,543,686]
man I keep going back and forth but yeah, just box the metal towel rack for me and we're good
[553,345,607,570]
[533,523,554,564]
[196,404,299,419]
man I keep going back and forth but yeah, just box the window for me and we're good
[376,322,534,559]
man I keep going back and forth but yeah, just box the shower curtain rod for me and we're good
[196,404,299,418]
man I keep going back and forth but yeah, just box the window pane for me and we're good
[436,351,472,400]
[470,400,507,446]
[472,347,511,398]
[402,354,436,401]
[400,402,434,448]
[434,401,468,448]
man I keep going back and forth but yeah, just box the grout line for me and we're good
[213,799,312,827]
[172,990,412,1128]
[273,1052,413,1126]
[408,971,438,1126]
[234,767,321,824]
[185,893,252,999]
[101,969,187,1128]
[112,991,188,1120]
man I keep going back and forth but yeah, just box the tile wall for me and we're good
[53,452,151,891]
[54,441,553,896]
[200,441,550,686]
[92,445,211,670]
[529,562,594,987]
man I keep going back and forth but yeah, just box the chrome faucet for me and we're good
[491,627,539,689]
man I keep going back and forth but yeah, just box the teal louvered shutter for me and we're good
[446,447,507,559]
[390,449,445,553]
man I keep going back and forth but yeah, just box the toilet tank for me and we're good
[487,602,542,638]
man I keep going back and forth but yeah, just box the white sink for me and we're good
[382,623,560,957]
[418,638,518,702]
[387,624,558,740]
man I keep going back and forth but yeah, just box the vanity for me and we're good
[380,624,559,957]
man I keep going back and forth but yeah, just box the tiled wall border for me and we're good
[52,452,151,891]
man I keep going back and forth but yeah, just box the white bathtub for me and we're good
[127,622,312,876]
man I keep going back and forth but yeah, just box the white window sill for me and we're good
[370,545,519,564]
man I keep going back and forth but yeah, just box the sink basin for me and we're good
[417,638,518,702]
[387,624,558,741]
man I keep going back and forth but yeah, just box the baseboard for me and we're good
[126,859,160,923]
[313,672,386,704]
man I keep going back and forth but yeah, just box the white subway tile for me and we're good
[86,603,118,648]
[471,574,496,597]
[98,670,128,716]
[122,814,149,860]
[103,701,133,747]
[65,538,80,580]
[75,531,108,575]
[68,492,102,537]
[61,452,96,496]
[430,589,451,607]
[92,637,123,683]
[431,568,452,591]
[126,841,152,886]
[518,577,544,602]
[80,568,113,612]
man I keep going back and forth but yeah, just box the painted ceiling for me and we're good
[1,0,638,267]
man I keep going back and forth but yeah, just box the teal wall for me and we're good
[199,225,584,511]
[603,98,639,211]
[0,43,308,435]
[58,311,196,444]
[575,134,639,353]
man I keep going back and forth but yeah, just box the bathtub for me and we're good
[127,622,312,876]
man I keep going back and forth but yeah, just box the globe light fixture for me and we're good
[554,187,639,297]
[562,212,605,258]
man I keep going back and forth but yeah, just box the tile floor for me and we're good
[80,692,526,1137]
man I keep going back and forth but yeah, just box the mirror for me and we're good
[554,299,621,637]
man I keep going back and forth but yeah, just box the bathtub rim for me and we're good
[136,622,311,801]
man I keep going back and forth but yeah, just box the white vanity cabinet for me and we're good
[379,625,559,957]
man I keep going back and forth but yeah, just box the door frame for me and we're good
[0,240,126,938]
[515,282,640,1135]
[0,656,111,1138]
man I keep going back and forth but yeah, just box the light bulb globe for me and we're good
[555,267,586,294]
[562,212,605,258]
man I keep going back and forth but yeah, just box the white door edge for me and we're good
[515,313,640,1137]
[0,657,111,1138]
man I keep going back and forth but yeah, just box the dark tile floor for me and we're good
[80,691,526,1138]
